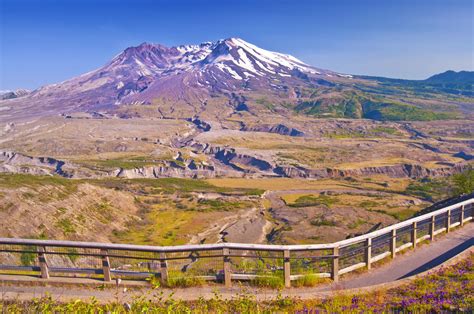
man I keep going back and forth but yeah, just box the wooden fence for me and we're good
[0,195,472,288]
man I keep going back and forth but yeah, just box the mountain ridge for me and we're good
[425,70,474,84]
[0,38,472,123]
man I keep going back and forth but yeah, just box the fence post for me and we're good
[331,246,339,282]
[445,209,451,233]
[159,252,168,285]
[365,238,372,270]
[460,205,465,226]
[429,215,436,241]
[283,249,291,288]
[411,221,417,249]
[100,249,111,282]
[223,248,232,287]
[38,246,49,279]
[390,229,397,258]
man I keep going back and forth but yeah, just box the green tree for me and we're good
[452,168,474,195]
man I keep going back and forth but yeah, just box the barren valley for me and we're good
[0,38,472,247]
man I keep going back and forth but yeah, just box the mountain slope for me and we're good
[0,38,472,123]
[0,89,30,100]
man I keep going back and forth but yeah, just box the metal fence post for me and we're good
[446,209,451,233]
[331,246,339,282]
[284,249,291,288]
[38,246,49,279]
[460,205,465,226]
[365,238,372,270]
[390,229,397,258]
[411,221,417,249]
[430,215,436,241]
[223,248,231,287]
[100,249,112,282]
[159,252,168,285]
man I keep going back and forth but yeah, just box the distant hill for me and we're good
[360,70,473,97]
[425,70,474,84]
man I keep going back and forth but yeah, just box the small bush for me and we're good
[293,274,330,287]
[289,194,337,208]
[310,215,337,227]
[251,274,284,289]
[452,168,474,195]
[20,248,36,266]
[166,274,205,288]
[55,218,76,235]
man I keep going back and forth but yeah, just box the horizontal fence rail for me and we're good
[0,195,472,288]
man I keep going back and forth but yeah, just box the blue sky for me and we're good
[0,0,472,90]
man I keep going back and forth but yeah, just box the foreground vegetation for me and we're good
[1,253,472,312]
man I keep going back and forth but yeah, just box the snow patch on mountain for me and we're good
[0,37,355,120]
[215,63,243,80]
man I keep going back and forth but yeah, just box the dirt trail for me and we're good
[189,206,272,244]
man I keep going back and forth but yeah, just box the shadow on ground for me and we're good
[398,236,473,279]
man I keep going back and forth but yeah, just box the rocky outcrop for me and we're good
[113,161,217,179]
[0,146,468,181]
[0,89,30,100]
[214,149,272,172]
[228,93,249,112]
[187,117,211,131]
[241,123,304,137]
[274,163,468,179]
[188,141,273,173]
[0,150,71,177]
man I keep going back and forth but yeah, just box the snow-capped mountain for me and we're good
[0,89,30,100]
[0,38,354,121]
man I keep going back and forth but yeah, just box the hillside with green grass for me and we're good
[294,91,460,121]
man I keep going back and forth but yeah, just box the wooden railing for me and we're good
[0,195,472,288]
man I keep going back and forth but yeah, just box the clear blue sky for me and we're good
[0,0,472,90]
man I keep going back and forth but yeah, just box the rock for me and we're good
[187,117,211,131]
[241,123,304,137]
[0,150,71,177]
[273,162,468,179]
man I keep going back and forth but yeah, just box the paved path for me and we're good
[0,223,472,302]
[318,222,473,291]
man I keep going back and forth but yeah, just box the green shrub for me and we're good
[293,274,330,287]
[371,209,416,221]
[55,218,76,235]
[348,218,367,229]
[310,217,337,227]
[166,273,205,288]
[250,273,284,288]
[452,168,474,195]
[20,247,36,266]
[359,200,379,208]
[405,179,449,201]
[289,195,337,208]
